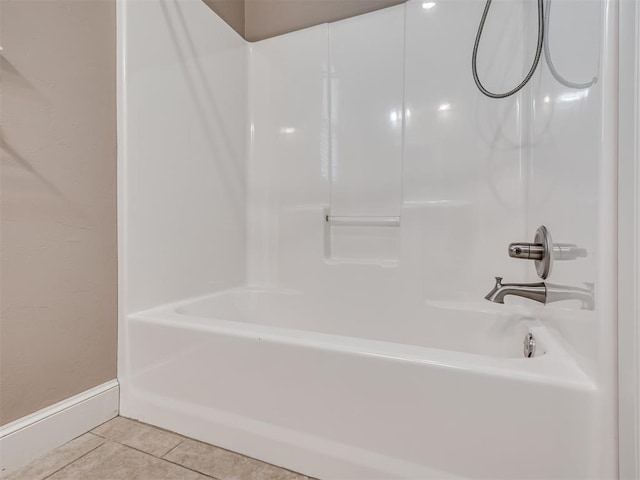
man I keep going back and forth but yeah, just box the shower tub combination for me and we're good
[124,290,596,479]
[118,0,619,477]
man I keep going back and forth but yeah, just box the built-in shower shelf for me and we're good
[325,215,400,227]
[324,212,400,265]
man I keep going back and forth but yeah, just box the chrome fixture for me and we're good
[485,277,546,304]
[523,333,536,358]
[484,277,594,310]
[508,225,586,279]
[509,225,553,278]
[472,0,544,98]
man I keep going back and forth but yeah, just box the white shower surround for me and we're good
[117,0,622,478]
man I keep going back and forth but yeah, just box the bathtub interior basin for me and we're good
[172,287,550,358]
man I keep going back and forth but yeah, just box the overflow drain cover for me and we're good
[523,333,536,358]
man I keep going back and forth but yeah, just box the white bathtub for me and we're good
[120,288,598,479]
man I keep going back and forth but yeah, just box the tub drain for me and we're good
[523,333,536,358]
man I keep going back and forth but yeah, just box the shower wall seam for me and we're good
[400,4,408,209]
[327,25,333,221]
[245,43,252,287]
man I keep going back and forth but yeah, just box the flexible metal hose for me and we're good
[472,0,545,99]
[542,0,598,89]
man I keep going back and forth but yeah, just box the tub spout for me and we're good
[484,277,546,305]
[485,277,594,310]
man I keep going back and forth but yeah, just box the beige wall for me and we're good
[203,0,245,36]
[244,0,405,41]
[0,0,117,425]
[202,0,406,41]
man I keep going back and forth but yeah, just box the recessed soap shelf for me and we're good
[325,215,400,227]
[324,211,400,265]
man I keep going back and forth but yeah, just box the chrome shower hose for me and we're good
[472,0,545,99]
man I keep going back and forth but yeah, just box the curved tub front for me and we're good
[120,290,597,479]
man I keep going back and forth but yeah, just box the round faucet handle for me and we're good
[506,225,553,279]
[494,276,503,285]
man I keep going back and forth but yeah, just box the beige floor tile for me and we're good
[163,438,312,480]
[46,441,209,480]
[91,417,182,457]
[5,433,105,480]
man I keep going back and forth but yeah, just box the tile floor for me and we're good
[7,417,316,480]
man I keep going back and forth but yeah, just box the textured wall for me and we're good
[0,0,117,425]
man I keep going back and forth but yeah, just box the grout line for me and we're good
[89,417,313,479]
[187,440,312,478]
[155,429,314,479]
[114,442,219,479]
[159,439,183,459]
[89,419,114,438]
[158,456,221,480]
[118,415,191,440]
[154,434,311,479]
[40,440,106,480]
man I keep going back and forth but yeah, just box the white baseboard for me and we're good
[0,380,119,477]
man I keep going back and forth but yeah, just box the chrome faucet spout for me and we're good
[484,277,546,304]
[484,277,594,310]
